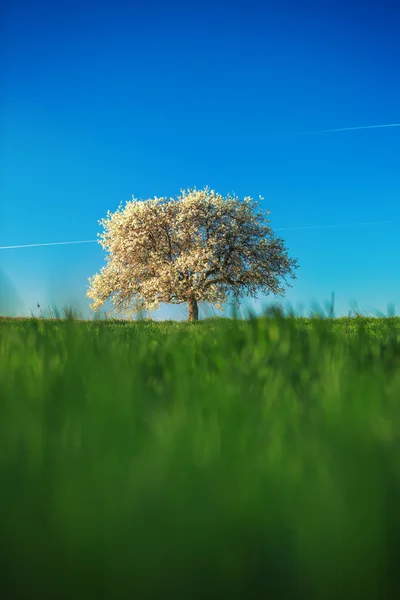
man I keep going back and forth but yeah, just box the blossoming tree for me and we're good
[86,186,299,321]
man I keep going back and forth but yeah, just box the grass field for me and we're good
[1,305,400,599]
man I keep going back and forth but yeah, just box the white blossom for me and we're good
[86,186,299,320]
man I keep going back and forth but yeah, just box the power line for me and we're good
[293,123,400,135]
[1,122,398,251]
[275,220,393,231]
[0,240,97,250]
[0,221,393,250]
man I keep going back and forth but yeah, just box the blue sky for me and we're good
[1,0,399,320]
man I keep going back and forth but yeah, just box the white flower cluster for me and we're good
[86,186,298,318]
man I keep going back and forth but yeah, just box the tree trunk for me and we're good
[187,295,199,321]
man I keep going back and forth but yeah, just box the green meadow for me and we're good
[1,305,400,599]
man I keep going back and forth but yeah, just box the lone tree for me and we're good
[86,186,299,321]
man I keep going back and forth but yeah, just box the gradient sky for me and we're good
[1,0,399,320]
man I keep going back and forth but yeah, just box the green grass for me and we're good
[1,307,400,599]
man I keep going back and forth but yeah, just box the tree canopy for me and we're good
[86,186,299,321]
